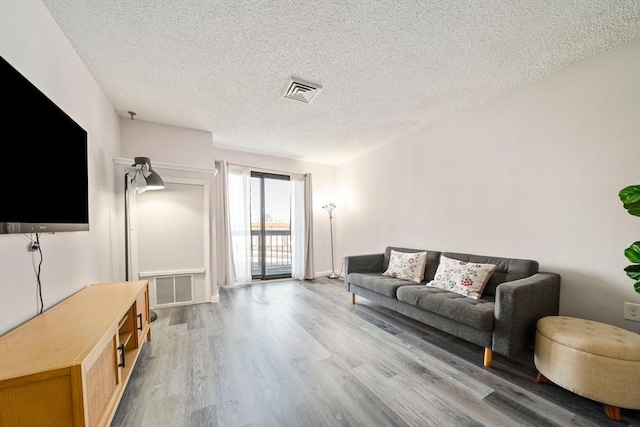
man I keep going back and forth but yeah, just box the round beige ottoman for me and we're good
[534,316,640,421]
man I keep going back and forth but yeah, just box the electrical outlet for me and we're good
[624,302,640,322]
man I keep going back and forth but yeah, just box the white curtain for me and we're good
[291,173,314,280]
[303,174,314,279]
[215,160,235,285]
[227,163,252,284]
[218,160,313,284]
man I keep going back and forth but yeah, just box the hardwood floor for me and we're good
[112,278,640,427]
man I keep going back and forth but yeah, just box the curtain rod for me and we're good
[215,159,306,179]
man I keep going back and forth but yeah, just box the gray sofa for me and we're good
[344,247,561,367]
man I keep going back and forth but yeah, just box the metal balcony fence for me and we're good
[251,229,292,277]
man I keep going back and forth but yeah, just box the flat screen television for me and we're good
[0,56,89,234]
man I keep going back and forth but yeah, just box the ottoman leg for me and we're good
[604,404,621,421]
[536,373,548,384]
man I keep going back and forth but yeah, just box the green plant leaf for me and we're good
[622,199,640,212]
[624,264,640,280]
[626,206,640,217]
[620,186,640,294]
[620,185,640,217]
[625,241,640,263]
[620,185,640,204]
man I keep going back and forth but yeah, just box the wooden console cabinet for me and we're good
[0,280,150,427]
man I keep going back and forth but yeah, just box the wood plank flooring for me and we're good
[111,278,640,427]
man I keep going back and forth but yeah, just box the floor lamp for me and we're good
[125,156,165,322]
[322,203,339,279]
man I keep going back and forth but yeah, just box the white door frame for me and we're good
[128,177,212,303]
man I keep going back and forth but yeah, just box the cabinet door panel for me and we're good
[85,334,120,427]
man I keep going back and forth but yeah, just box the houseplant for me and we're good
[619,185,640,294]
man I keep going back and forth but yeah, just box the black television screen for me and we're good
[0,56,89,234]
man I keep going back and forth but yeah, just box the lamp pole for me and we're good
[125,157,165,322]
[323,203,339,279]
[124,175,130,281]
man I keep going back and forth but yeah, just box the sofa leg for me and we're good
[351,293,355,304]
[483,348,493,368]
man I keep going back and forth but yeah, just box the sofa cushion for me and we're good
[383,250,428,283]
[383,247,442,282]
[397,285,495,331]
[427,254,496,299]
[347,272,416,298]
[442,252,539,296]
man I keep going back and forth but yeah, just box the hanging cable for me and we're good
[35,233,43,314]
[28,233,44,314]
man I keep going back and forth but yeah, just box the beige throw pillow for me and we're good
[427,255,496,299]
[382,250,428,283]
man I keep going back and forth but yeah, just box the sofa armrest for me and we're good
[492,272,561,357]
[343,253,384,291]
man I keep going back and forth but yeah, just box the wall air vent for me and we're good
[283,78,322,103]
[155,275,194,306]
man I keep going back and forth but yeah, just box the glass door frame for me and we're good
[251,171,291,280]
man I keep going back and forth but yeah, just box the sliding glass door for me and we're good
[250,172,291,279]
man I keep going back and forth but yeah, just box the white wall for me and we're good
[337,37,640,332]
[119,120,339,297]
[120,118,216,170]
[0,1,122,334]
[119,118,216,302]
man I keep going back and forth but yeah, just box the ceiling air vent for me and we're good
[283,78,322,103]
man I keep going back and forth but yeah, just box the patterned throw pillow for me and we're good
[427,255,496,299]
[382,250,428,283]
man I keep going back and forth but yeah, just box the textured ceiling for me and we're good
[42,0,639,165]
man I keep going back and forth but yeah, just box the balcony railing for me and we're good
[251,229,292,277]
